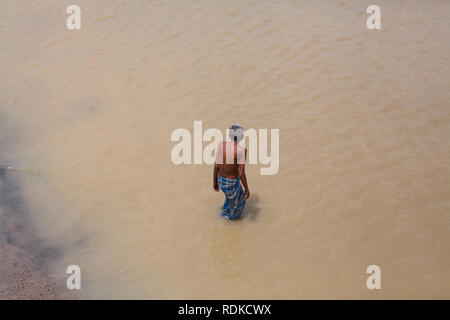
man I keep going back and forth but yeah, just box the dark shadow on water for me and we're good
[0,166,63,271]
[243,193,261,220]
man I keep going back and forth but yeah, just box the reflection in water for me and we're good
[210,223,247,283]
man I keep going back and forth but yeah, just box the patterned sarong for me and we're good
[217,175,246,220]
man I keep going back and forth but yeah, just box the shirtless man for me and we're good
[213,124,250,219]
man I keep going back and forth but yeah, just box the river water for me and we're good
[0,0,449,298]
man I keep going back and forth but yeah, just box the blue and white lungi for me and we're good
[217,175,246,220]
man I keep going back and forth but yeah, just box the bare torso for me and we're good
[216,141,246,179]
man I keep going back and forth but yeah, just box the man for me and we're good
[213,124,250,220]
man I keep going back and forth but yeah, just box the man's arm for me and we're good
[213,162,219,191]
[238,149,250,199]
[213,142,224,192]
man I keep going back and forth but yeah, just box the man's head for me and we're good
[229,124,244,142]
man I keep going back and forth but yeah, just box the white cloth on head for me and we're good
[229,124,244,142]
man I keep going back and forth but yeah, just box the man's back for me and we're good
[215,141,246,179]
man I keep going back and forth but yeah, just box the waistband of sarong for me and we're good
[218,175,239,183]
